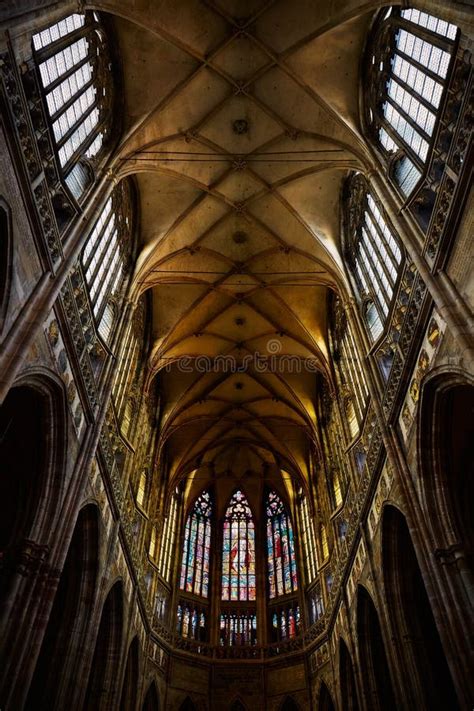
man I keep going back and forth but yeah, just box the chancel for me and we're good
[0,1,473,709]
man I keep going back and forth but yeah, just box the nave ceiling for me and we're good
[86,0,382,503]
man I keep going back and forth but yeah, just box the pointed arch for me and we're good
[83,581,124,710]
[318,682,336,711]
[142,682,160,711]
[179,490,212,597]
[356,585,396,711]
[179,697,197,711]
[280,695,300,710]
[119,636,140,711]
[382,505,459,708]
[266,490,298,598]
[25,504,100,710]
[221,490,256,602]
[339,637,360,711]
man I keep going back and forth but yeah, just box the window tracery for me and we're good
[177,601,207,641]
[222,491,256,602]
[343,175,403,340]
[32,12,114,199]
[179,491,212,598]
[219,611,257,647]
[270,603,301,642]
[81,181,134,344]
[266,491,298,598]
[299,495,318,584]
[158,492,178,583]
[366,8,458,196]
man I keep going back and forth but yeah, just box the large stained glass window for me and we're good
[222,491,256,601]
[179,491,212,598]
[158,492,178,583]
[266,492,298,598]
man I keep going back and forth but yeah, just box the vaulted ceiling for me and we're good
[88,0,383,507]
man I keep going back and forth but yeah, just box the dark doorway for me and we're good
[356,586,396,711]
[142,682,160,711]
[25,505,99,709]
[339,638,359,711]
[382,505,459,709]
[318,683,335,711]
[83,581,124,710]
[120,636,140,711]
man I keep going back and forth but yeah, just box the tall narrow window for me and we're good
[157,493,178,583]
[300,496,318,583]
[179,492,212,598]
[136,470,147,509]
[368,8,458,196]
[266,491,298,598]
[320,524,329,561]
[220,611,257,646]
[332,472,343,508]
[344,175,403,339]
[81,181,134,341]
[149,526,157,559]
[222,491,256,602]
[32,12,113,197]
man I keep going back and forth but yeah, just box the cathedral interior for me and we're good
[0,0,473,709]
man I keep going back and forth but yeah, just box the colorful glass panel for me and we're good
[266,491,298,598]
[221,490,256,601]
[179,491,212,598]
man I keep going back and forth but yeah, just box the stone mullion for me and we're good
[0,172,116,401]
[367,170,474,366]
[344,296,470,707]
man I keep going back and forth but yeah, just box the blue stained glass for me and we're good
[179,491,212,598]
[266,491,298,598]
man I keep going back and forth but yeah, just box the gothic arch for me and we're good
[230,698,247,711]
[318,682,335,711]
[0,198,12,333]
[83,580,124,710]
[338,637,360,711]
[280,696,299,710]
[179,697,197,711]
[418,368,474,559]
[119,635,141,711]
[142,681,160,711]
[355,585,396,711]
[382,504,460,709]
[0,372,67,598]
[25,504,100,709]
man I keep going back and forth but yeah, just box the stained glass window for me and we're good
[179,491,212,598]
[270,604,301,641]
[266,491,298,599]
[310,584,324,623]
[177,601,207,641]
[221,491,256,601]
[220,611,257,646]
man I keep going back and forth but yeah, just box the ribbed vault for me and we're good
[85,0,383,496]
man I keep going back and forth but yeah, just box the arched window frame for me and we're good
[221,490,256,602]
[0,198,12,334]
[299,494,318,584]
[179,490,212,598]
[343,174,404,342]
[81,180,135,344]
[266,491,298,599]
[157,490,179,583]
[365,7,459,199]
[31,11,116,200]
[320,523,329,562]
